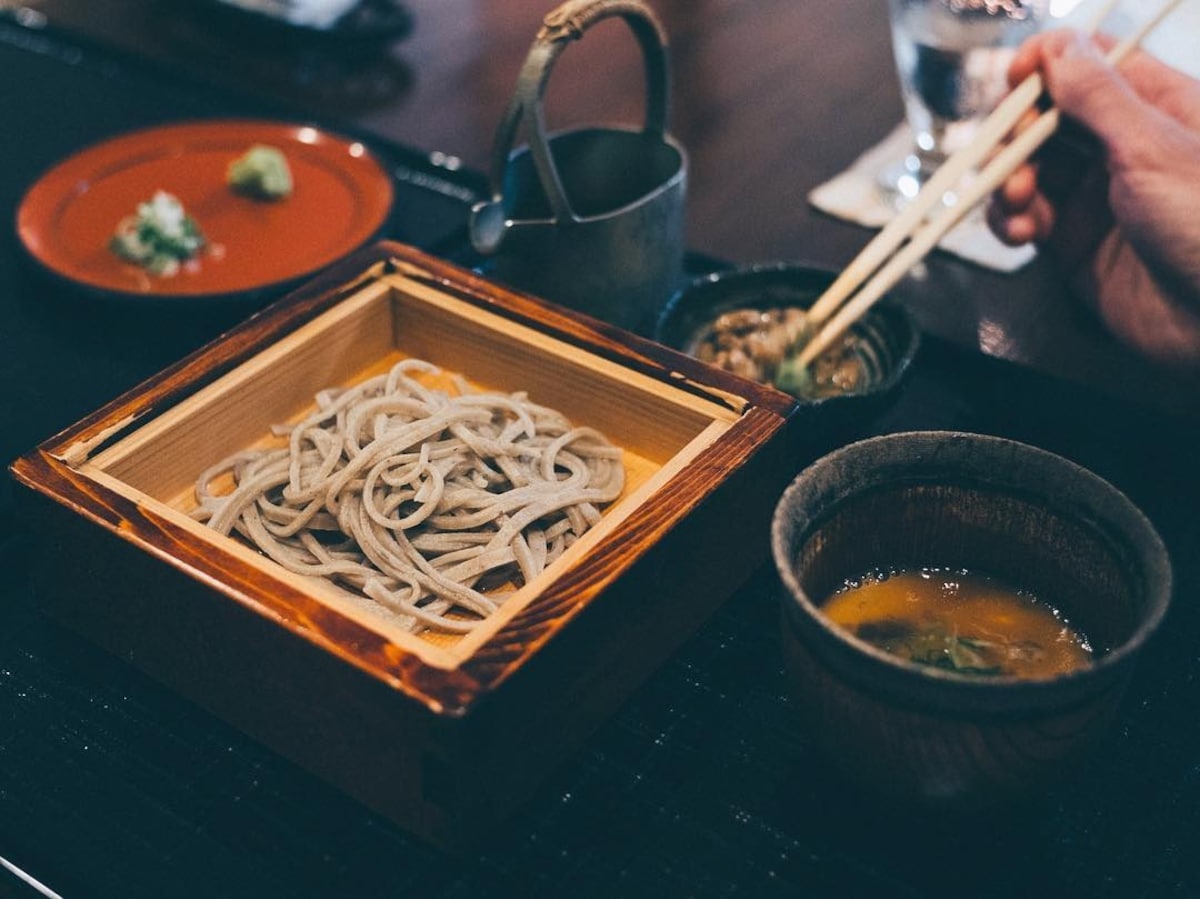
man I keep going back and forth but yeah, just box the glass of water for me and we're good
[883,0,1044,204]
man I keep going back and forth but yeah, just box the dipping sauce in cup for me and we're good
[822,566,1094,679]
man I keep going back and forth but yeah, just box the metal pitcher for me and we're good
[469,0,688,334]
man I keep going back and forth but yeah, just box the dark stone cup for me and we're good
[771,430,1172,806]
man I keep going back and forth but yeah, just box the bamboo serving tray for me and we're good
[10,241,802,846]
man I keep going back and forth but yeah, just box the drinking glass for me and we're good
[883,0,1044,204]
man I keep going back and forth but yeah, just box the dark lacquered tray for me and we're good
[2,14,1199,899]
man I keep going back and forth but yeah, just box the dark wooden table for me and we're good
[11,0,1199,417]
[2,3,1199,898]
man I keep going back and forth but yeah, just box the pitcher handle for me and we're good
[484,0,672,225]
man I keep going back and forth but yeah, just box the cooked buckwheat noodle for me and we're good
[193,359,625,634]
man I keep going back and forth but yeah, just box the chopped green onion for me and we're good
[109,190,206,277]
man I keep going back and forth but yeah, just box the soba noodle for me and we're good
[193,359,625,634]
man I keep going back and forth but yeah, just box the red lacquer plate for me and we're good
[16,119,394,300]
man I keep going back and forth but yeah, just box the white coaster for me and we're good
[808,124,1037,274]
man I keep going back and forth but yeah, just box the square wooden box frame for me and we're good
[10,242,802,846]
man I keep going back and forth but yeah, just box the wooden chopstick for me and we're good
[797,0,1180,369]
[803,0,1119,333]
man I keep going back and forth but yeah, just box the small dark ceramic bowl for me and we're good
[771,431,1171,806]
[654,263,919,429]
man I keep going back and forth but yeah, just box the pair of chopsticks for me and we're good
[791,0,1184,370]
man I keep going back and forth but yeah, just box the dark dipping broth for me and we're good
[821,568,1094,678]
[687,306,863,400]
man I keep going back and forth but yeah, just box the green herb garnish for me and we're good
[109,190,206,277]
[773,354,815,397]
[860,623,1005,677]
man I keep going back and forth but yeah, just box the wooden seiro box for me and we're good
[10,242,804,846]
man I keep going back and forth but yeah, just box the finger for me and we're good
[1026,192,1058,243]
[1007,30,1060,87]
[997,161,1039,213]
[986,191,1056,246]
[986,199,1035,246]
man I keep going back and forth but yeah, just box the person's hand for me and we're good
[987,29,1200,371]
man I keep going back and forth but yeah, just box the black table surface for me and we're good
[2,14,1200,899]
